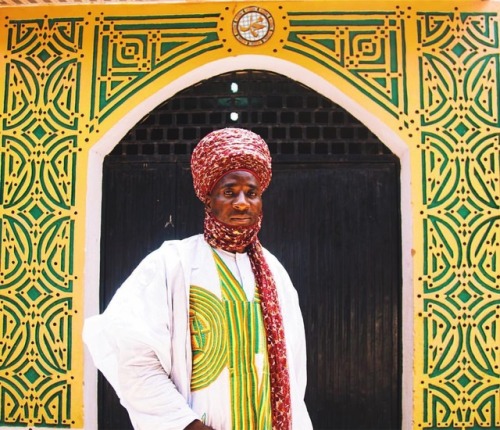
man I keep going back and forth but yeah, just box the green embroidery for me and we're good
[189,251,272,428]
[213,250,272,430]
[189,286,227,390]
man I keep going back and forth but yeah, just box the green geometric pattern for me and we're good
[90,13,222,122]
[417,11,500,430]
[0,4,499,429]
[1,17,81,427]
[284,11,408,118]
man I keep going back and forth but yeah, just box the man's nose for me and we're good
[233,192,250,209]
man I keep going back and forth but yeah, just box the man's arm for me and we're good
[113,332,199,429]
[84,246,199,429]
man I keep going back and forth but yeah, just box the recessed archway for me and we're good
[83,56,413,430]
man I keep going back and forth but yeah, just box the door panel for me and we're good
[99,161,177,430]
[175,162,204,238]
[260,162,401,430]
[100,161,178,308]
[99,157,401,430]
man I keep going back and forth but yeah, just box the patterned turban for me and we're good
[191,128,272,201]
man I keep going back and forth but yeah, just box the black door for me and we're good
[98,71,402,430]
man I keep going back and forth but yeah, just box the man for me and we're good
[83,128,312,429]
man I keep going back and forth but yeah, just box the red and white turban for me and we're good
[191,128,272,201]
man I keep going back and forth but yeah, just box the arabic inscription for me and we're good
[233,7,274,46]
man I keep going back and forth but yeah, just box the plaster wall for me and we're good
[0,2,498,429]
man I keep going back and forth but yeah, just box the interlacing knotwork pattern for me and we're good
[417,11,500,429]
[0,17,82,427]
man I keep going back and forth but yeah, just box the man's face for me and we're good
[206,170,263,227]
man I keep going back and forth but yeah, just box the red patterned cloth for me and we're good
[191,128,292,430]
[191,128,272,202]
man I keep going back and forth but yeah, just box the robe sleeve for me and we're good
[83,245,199,430]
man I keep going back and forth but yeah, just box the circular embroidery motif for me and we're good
[189,286,227,390]
[232,7,275,46]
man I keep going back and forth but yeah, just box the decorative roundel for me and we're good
[232,6,275,46]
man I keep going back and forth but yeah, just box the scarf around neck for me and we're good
[203,210,292,429]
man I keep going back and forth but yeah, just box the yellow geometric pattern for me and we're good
[1,15,82,428]
[415,10,500,429]
[0,1,498,428]
[91,13,222,122]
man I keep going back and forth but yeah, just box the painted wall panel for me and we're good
[0,1,498,429]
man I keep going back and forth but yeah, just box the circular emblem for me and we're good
[233,7,274,46]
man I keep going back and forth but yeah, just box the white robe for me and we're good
[83,234,313,430]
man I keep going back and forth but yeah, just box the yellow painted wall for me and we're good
[0,1,498,428]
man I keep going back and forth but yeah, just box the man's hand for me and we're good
[184,419,215,430]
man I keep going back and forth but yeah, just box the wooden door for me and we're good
[261,160,401,429]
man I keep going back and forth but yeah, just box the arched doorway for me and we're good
[99,70,402,430]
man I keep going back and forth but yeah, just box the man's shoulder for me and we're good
[152,234,208,269]
[157,234,204,253]
[133,234,207,286]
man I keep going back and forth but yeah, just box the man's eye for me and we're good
[223,190,233,196]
